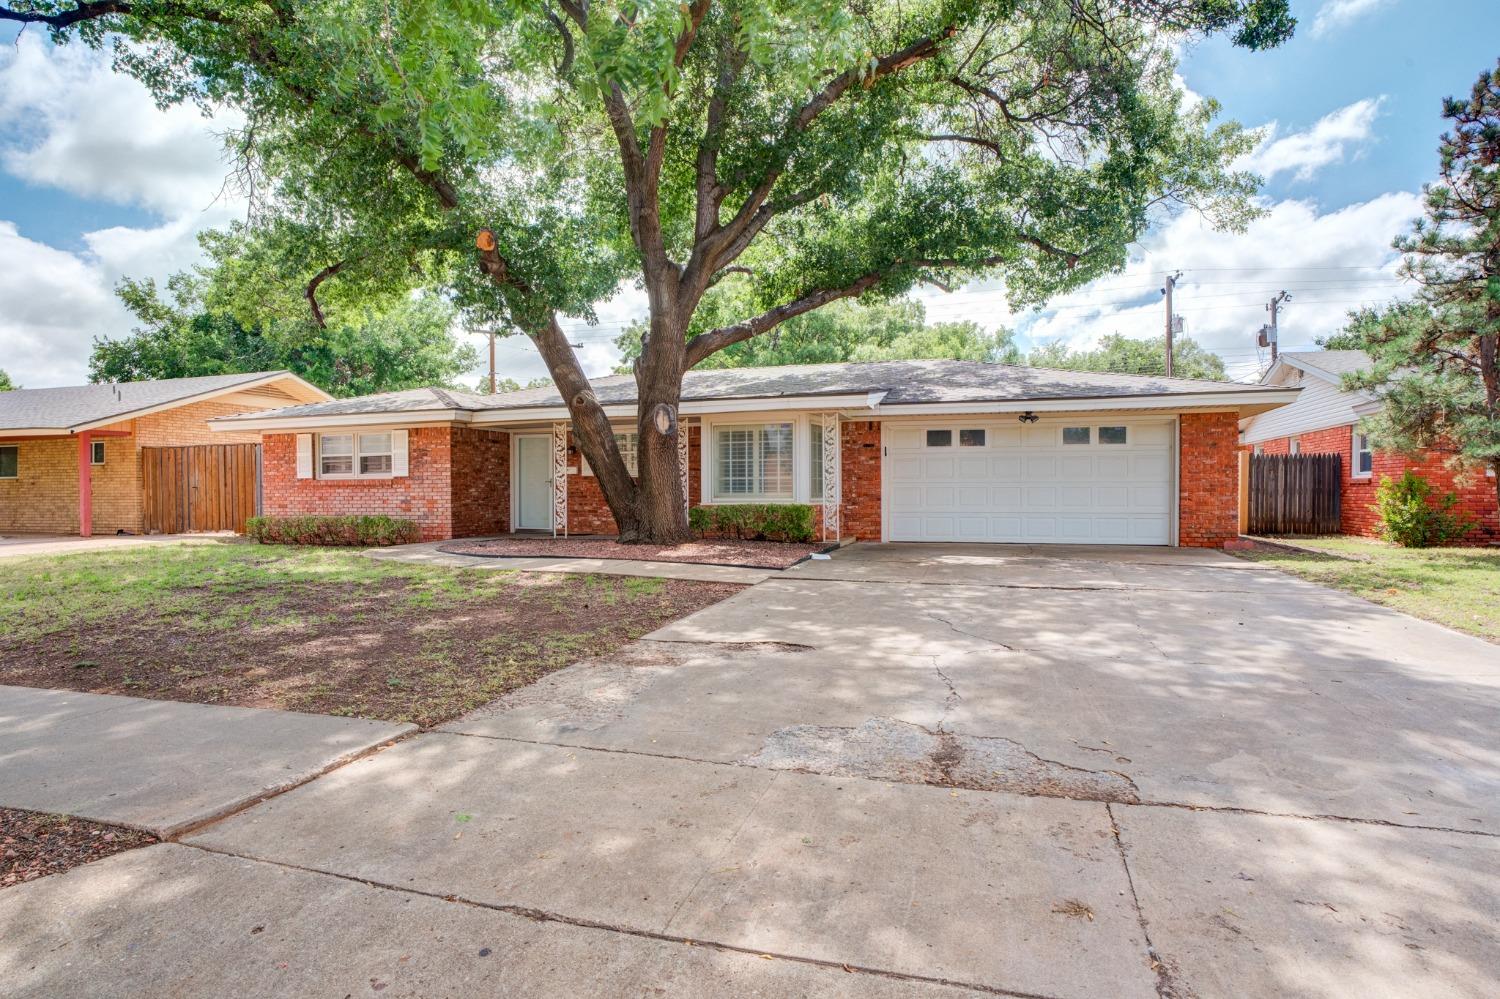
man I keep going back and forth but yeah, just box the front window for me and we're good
[614,433,639,477]
[959,428,986,447]
[320,432,393,479]
[1353,431,1372,477]
[0,445,16,479]
[91,440,106,465]
[715,424,793,499]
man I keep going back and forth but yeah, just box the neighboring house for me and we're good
[211,359,1295,549]
[1239,351,1499,542]
[0,372,331,537]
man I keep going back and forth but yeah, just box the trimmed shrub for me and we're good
[688,504,817,543]
[1374,471,1474,547]
[245,515,421,547]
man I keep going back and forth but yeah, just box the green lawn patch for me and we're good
[0,542,741,725]
[1237,536,1500,643]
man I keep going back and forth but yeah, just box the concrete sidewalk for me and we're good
[0,686,413,835]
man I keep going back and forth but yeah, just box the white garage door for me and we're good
[886,420,1175,545]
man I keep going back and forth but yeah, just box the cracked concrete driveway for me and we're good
[5,543,1498,998]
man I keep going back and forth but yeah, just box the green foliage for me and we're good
[245,515,420,547]
[92,237,477,397]
[618,295,1018,369]
[1374,472,1475,548]
[1027,334,1228,381]
[689,504,817,543]
[1345,61,1500,529]
[0,369,16,391]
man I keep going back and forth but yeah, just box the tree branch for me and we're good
[684,272,886,366]
[304,259,346,329]
[700,28,956,274]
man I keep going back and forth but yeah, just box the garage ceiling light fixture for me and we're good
[1018,411,1040,424]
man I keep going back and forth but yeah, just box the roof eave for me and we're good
[67,371,333,434]
[209,408,473,431]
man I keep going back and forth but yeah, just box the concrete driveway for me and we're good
[4,543,1497,998]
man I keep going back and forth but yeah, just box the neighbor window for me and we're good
[1062,427,1091,445]
[715,424,793,499]
[91,440,106,465]
[809,421,825,499]
[959,428,986,447]
[1352,430,1372,477]
[1099,426,1128,445]
[926,429,953,447]
[320,432,393,479]
[1289,437,1301,455]
[1253,444,1264,456]
[0,445,16,479]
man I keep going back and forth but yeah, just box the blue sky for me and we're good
[3,0,1499,388]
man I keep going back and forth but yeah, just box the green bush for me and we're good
[244,515,420,547]
[688,504,817,543]
[1374,471,1474,547]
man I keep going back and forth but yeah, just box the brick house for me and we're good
[0,372,330,537]
[1239,351,1499,542]
[212,360,1298,549]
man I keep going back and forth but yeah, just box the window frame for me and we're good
[711,422,795,502]
[0,444,16,480]
[809,419,825,500]
[1062,426,1092,446]
[90,440,106,465]
[318,431,394,480]
[1289,437,1301,455]
[1351,429,1372,478]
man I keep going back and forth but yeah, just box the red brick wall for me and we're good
[450,428,509,537]
[564,426,704,535]
[840,420,882,541]
[1179,412,1240,548]
[261,427,455,541]
[1250,426,1500,542]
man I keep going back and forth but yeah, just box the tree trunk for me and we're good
[625,310,693,544]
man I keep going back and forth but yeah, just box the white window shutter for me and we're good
[391,429,409,477]
[295,434,313,479]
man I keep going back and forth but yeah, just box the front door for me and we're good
[515,435,553,531]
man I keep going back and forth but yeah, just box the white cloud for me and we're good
[0,35,242,214]
[1310,0,1395,39]
[917,190,1423,380]
[1240,98,1384,183]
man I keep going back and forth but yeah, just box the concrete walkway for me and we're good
[4,543,1498,997]
[0,686,413,835]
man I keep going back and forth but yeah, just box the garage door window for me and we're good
[926,429,952,447]
[1062,427,1091,445]
[1099,426,1128,445]
[959,429,986,447]
[715,424,793,500]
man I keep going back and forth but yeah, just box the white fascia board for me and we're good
[69,372,332,433]
[1352,397,1384,418]
[862,389,1300,417]
[469,393,880,425]
[208,409,470,432]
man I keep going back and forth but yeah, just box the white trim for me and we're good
[865,391,1297,416]
[1351,427,1373,479]
[315,430,396,480]
[703,419,798,504]
[90,439,106,465]
[205,387,1296,436]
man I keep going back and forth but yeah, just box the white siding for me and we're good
[1241,374,1362,444]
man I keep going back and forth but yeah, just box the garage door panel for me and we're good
[887,420,1174,545]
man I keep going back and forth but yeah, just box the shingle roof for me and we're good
[1279,350,1373,380]
[218,359,1285,423]
[0,372,303,432]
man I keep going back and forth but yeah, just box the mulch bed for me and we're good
[2,808,155,890]
[439,536,835,569]
[0,574,740,727]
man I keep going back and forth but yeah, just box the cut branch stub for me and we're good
[651,403,676,436]
[475,228,497,251]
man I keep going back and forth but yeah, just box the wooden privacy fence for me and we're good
[142,443,261,534]
[1248,453,1342,535]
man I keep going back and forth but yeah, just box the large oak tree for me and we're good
[5,0,1292,541]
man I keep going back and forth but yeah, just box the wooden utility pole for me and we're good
[1267,291,1289,363]
[488,330,497,394]
[1162,271,1182,377]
